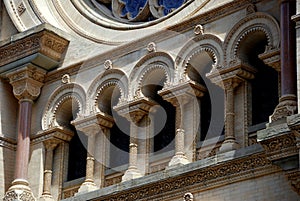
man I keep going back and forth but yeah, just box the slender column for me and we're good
[4,66,46,201]
[167,98,190,167]
[271,0,297,122]
[122,116,143,181]
[41,140,60,200]
[218,78,241,153]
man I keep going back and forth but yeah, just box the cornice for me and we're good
[0,136,17,150]
[0,24,69,75]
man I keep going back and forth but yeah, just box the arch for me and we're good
[42,83,86,130]
[87,69,128,114]
[129,51,175,99]
[224,12,280,66]
[176,34,224,76]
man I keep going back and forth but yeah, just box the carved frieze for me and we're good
[93,153,274,201]
[0,25,69,71]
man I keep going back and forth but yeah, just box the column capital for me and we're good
[71,112,114,135]
[43,138,61,151]
[6,65,46,101]
[207,60,256,88]
[158,80,206,106]
[114,97,156,124]
[33,126,74,145]
[258,48,281,71]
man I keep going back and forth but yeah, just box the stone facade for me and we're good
[0,0,299,200]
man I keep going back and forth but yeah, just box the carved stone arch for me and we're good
[42,83,86,130]
[87,69,128,114]
[129,51,175,99]
[176,34,224,69]
[224,12,280,66]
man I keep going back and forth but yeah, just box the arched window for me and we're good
[55,98,87,181]
[98,85,130,169]
[237,31,279,127]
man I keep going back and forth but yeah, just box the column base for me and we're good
[122,167,143,182]
[76,181,98,195]
[39,195,54,201]
[218,139,240,153]
[270,94,297,123]
[167,154,190,168]
[3,179,36,201]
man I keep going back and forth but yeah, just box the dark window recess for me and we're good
[250,47,278,125]
[200,92,212,141]
[109,115,130,168]
[67,126,87,181]
[152,85,176,153]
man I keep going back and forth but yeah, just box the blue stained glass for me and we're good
[120,0,147,18]
[158,0,185,16]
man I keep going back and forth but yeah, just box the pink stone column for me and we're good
[13,100,33,185]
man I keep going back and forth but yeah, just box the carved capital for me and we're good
[71,112,114,135]
[6,66,46,101]
[158,80,206,106]
[114,97,156,124]
[3,182,36,201]
[258,48,281,71]
[207,61,256,88]
[43,138,61,151]
[222,78,242,91]
[32,126,74,145]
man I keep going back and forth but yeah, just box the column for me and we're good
[72,113,114,193]
[121,114,144,181]
[114,98,156,181]
[167,98,190,167]
[3,66,46,201]
[158,81,205,165]
[41,140,60,200]
[218,78,241,153]
[271,0,297,122]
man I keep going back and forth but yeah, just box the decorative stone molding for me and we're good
[42,83,86,130]
[258,47,281,71]
[61,74,71,84]
[114,97,156,124]
[194,24,204,35]
[147,42,156,52]
[3,185,35,201]
[104,60,113,70]
[246,4,256,15]
[90,153,275,201]
[32,126,74,145]
[6,66,46,100]
[270,95,297,122]
[0,24,69,71]
[17,2,26,16]
[286,170,300,195]
[223,12,280,65]
[183,192,194,201]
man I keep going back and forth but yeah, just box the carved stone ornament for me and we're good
[194,24,204,35]
[6,66,46,101]
[183,192,194,201]
[286,170,300,195]
[104,60,113,70]
[147,42,156,52]
[61,74,71,84]
[3,181,36,201]
[270,95,297,122]
[0,24,69,70]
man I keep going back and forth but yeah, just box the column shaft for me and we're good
[225,88,235,141]
[281,0,296,96]
[14,100,33,184]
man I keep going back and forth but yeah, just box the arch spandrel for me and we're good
[223,12,280,67]
[42,83,87,130]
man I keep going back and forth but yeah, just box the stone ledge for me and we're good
[62,144,277,201]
